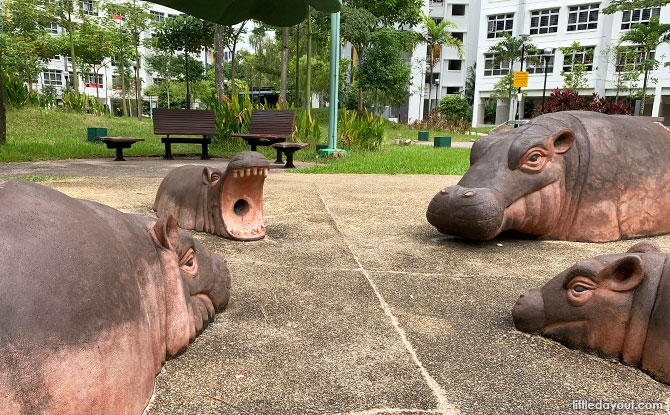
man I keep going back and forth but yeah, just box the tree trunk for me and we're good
[306,6,312,120]
[294,24,300,107]
[135,39,142,120]
[641,67,649,115]
[356,47,364,112]
[0,57,6,145]
[214,24,226,102]
[427,64,433,115]
[68,11,79,96]
[166,80,171,108]
[94,66,100,102]
[231,43,238,97]
[120,68,128,116]
[280,27,289,109]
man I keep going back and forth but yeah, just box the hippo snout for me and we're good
[426,185,505,240]
[512,288,546,333]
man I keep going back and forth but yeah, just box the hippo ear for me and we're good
[596,255,644,292]
[202,167,221,185]
[151,212,180,252]
[550,130,575,154]
[626,241,661,254]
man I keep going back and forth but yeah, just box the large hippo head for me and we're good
[512,241,670,384]
[154,151,270,241]
[148,213,231,355]
[427,114,580,240]
[427,112,670,242]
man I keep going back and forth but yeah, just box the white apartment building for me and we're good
[408,0,481,122]
[37,1,209,114]
[471,0,670,125]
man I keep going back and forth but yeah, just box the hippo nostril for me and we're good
[440,188,448,195]
[463,191,475,198]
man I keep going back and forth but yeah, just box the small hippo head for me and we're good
[427,115,579,240]
[512,241,661,360]
[150,213,231,355]
[204,151,270,241]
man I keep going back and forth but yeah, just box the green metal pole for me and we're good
[320,11,346,156]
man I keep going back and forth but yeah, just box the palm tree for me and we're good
[416,13,463,114]
[618,17,670,115]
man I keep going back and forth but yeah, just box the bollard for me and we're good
[434,136,451,148]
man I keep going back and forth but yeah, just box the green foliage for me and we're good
[464,64,476,106]
[2,71,30,108]
[344,0,423,26]
[603,0,669,14]
[559,42,592,91]
[484,99,497,124]
[204,88,253,142]
[439,95,471,121]
[294,111,323,144]
[62,91,105,115]
[486,33,539,68]
[151,15,214,53]
[338,110,385,150]
[490,72,515,102]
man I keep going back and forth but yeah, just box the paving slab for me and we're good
[11,160,668,414]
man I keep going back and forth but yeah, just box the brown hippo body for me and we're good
[513,241,670,384]
[154,151,269,241]
[0,179,231,414]
[427,111,670,242]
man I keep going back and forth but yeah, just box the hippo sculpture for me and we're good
[0,179,231,414]
[427,111,670,242]
[513,241,670,384]
[154,151,270,241]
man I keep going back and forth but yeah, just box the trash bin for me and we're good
[87,127,107,143]
[434,136,451,148]
[418,131,429,141]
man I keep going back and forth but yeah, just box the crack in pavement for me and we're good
[313,184,459,415]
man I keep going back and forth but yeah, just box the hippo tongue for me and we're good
[501,181,563,237]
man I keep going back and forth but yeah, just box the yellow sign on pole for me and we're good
[513,71,529,87]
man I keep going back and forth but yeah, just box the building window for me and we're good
[621,7,660,30]
[452,32,464,42]
[430,0,444,3]
[530,8,559,34]
[425,73,440,85]
[526,49,555,74]
[42,70,62,86]
[150,10,165,22]
[86,74,103,87]
[446,87,460,94]
[152,78,163,86]
[616,46,654,72]
[448,60,462,70]
[562,46,595,72]
[432,17,443,25]
[487,13,514,38]
[80,0,97,16]
[484,54,510,76]
[47,22,59,34]
[52,55,61,60]
[451,4,465,16]
[567,4,599,31]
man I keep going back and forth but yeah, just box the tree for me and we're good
[485,33,538,116]
[344,0,422,27]
[415,12,463,114]
[603,0,669,14]
[601,44,644,103]
[145,53,181,107]
[618,17,670,114]
[340,7,378,111]
[280,27,289,108]
[464,64,476,106]
[46,0,83,95]
[559,42,592,91]
[357,28,411,114]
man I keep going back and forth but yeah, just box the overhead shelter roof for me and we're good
[148,0,342,26]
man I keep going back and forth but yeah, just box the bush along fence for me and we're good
[338,110,385,151]
[534,88,632,116]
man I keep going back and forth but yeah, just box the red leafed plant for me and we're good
[534,89,632,116]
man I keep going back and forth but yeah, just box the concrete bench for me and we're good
[96,136,145,161]
[270,142,309,168]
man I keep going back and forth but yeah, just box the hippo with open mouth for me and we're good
[427,111,670,242]
[0,179,231,414]
[154,151,270,241]
[513,241,670,384]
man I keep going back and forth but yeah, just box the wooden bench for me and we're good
[232,110,296,163]
[152,108,218,160]
[271,142,309,168]
[95,136,145,161]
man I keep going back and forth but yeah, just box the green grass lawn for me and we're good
[296,145,471,175]
[3,108,475,175]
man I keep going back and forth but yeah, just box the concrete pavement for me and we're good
[2,158,668,414]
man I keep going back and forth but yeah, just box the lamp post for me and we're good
[515,33,529,121]
[540,47,553,114]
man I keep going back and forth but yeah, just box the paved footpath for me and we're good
[2,158,669,414]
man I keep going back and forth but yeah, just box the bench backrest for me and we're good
[248,110,296,137]
[153,108,218,136]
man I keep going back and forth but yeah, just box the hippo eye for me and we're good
[519,148,548,173]
[179,248,198,276]
[573,285,588,293]
[529,154,539,162]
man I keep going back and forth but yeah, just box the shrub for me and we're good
[205,88,254,142]
[439,94,471,121]
[3,71,30,108]
[293,111,322,145]
[409,108,471,134]
[534,88,632,116]
[338,110,384,150]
